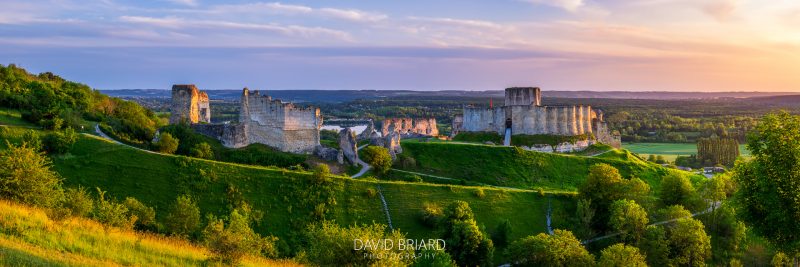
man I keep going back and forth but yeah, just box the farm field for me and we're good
[623,142,751,161]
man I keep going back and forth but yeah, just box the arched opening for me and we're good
[505,118,512,129]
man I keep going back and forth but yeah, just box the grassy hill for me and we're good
[395,140,699,191]
[0,200,300,267]
[0,118,576,264]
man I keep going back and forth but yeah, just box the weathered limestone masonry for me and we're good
[172,85,322,154]
[381,118,439,137]
[238,88,322,153]
[452,87,621,149]
[169,84,210,124]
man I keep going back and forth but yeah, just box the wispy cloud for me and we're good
[519,0,585,12]
[702,0,738,22]
[118,16,353,41]
[166,0,198,7]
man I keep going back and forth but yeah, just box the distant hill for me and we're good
[101,89,796,103]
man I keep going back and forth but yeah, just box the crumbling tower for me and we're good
[169,84,210,124]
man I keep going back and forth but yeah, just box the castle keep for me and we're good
[170,85,322,154]
[169,84,210,124]
[452,87,621,149]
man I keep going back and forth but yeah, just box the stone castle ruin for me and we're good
[169,85,210,124]
[171,85,322,154]
[381,118,439,137]
[452,87,621,151]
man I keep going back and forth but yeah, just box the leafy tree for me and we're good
[492,219,513,248]
[598,244,647,267]
[655,155,666,164]
[43,127,77,154]
[639,226,669,267]
[123,197,156,230]
[656,205,692,221]
[659,172,700,210]
[154,132,179,154]
[92,189,135,229]
[623,177,652,209]
[62,186,94,217]
[0,142,64,208]
[21,130,42,151]
[697,137,739,167]
[579,164,648,231]
[505,229,594,267]
[705,203,746,264]
[411,247,457,267]
[734,111,800,254]
[666,218,711,266]
[771,252,791,267]
[165,195,201,237]
[361,146,393,174]
[575,199,596,239]
[304,221,414,266]
[203,207,278,264]
[189,142,214,159]
[440,201,494,267]
[420,202,443,228]
[608,199,649,245]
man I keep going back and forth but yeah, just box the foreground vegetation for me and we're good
[0,199,299,266]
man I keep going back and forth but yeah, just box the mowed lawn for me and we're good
[623,142,751,161]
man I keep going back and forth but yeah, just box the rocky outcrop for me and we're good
[314,145,340,162]
[381,118,439,137]
[371,131,402,159]
[339,128,358,165]
[357,120,376,140]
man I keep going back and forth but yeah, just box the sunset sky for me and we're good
[1,0,799,91]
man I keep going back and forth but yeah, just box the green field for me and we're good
[623,142,751,161]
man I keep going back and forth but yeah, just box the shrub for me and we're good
[203,208,279,264]
[397,154,416,168]
[92,189,135,229]
[492,219,512,247]
[190,142,214,159]
[360,146,393,175]
[62,186,94,217]
[474,188,486,199]
[408,175,423,183]
[0,142,64,208]
[365,188,377,198]
[420,203,443,227]
[21,130,42,151]
[123,197,156,230]
[154,132,179,154]
[304,221,413,266]
[311,164,332,185]
[165,195,201,237]
[43,128,77,154]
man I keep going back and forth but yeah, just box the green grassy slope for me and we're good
[623,142,751,161]
[27,130,572,263]
[396,141,696,191]
[0,200,300,267]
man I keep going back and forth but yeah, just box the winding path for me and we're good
[93,124,163,155]
[351,144,371,178]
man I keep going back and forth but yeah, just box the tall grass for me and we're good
[0,200,302,267]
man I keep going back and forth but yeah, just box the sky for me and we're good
[1,0,799,91]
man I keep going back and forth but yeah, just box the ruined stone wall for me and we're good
[381,118,439,137]
[240,89,322,153]
[595,121,622,148]
[197,92,210,123]
[169,84,202,124]
[191,123,248,148]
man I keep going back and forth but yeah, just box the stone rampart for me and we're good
[381,118,439,137]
